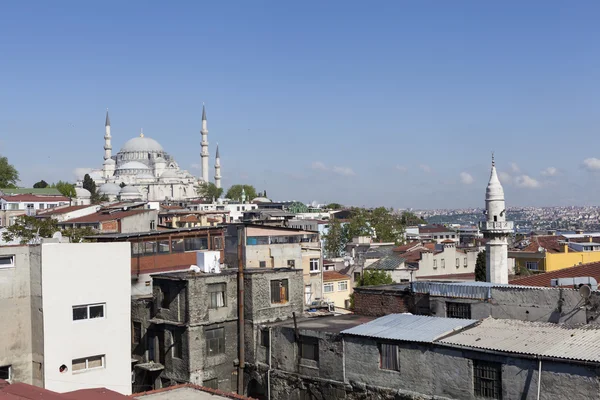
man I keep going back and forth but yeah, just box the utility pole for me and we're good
[237,225,245,395]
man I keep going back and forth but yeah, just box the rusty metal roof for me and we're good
[342,314,478,343]
[439,318,600,363]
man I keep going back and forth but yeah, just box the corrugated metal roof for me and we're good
[412,281,561,300]
[341,314,478,343]
[440,318,600,363]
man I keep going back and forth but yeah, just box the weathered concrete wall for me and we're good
[152,278,188,324]
[121,210,158,233]
[353,287,429,317]
[244,270,304,324]
[0,246,43,386]
[187,272,238,325]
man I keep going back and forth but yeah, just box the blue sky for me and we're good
[1,1,600,208]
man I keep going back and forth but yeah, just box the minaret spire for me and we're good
[103,109,112,161]
[214,143,222,189]
[200,104,209,183]
[479,154,513,284]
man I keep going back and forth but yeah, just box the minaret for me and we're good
[200,104,209,183]
[214,143,222,189]
[104,110,112,160]
[479,154,513,284]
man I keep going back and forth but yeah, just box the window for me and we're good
[299,336,319,361]
[379,343,400,371]
[441,259,445,268]
[259,261,267,268]
[526,261,539,271]
[203,378,218,389]
[158,240,170,253]
[433,260,437,269]
[72,355,105,372]
[309,258,319,272]
[473,360,502,399]
[213,236,223,250]
[132,322,142,345]
[0,255,15,269]
[0,365,11,381]
[324,283,334,293]
[287,259,295,268]
[171,238,185,252]
[260,329,269,347]
[456,258,460,268]
[132,242,143,256]
[445,235,450,239]
[161,286,172,308]
[270,279,289,304]
[172,330,183,359]
[446,302,471,319]
[184,237,208,251]
[208,283,226,309]
[72,303,105,321]
[464,258,467,267]
[338,281,348,291]
[206,327,225,356]
[39,203,45,209]
[144,241,157,255]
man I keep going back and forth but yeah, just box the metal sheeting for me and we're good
[412,281,493,299]
[341,314,478,343]
[440,318,600,363]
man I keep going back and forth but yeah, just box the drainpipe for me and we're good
[267,327,272,400]
[537,358,542,400]
[237,226,245,395]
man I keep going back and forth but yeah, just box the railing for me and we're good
[479,221,514,231]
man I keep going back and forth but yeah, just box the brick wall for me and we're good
[353,288,429,317]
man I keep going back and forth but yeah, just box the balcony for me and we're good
[479,221,514,233]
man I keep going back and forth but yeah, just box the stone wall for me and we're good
[353,287,429,317]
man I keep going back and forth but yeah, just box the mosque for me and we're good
[78,105,221,201]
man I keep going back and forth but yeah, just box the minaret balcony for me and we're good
[479,220,514,233]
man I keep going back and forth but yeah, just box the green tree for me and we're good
[2,216,59,244]
[326,203,343,210]
[225,184,257,202]
[83,174,97,196]
[198,182,224,200]
[0,155,19,188]
[323,219,347,258]
[51,181,76,198]
[345,208,372,240]
[358,269,394,287]
[33,180,48,188]
[119,182,126,188]
[369,207,405,244]
[61,226,98,243]
[400,211,426,226]
[475,250,487,282]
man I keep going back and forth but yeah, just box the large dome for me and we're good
[120,136,164,153]
[98,182,121,196]
[117,161,151,170]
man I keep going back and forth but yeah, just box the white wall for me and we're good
[41,243,132,394]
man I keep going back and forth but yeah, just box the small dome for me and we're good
[154,156,166,164]
[75,187,91,198]
[103,158,116,165]
[160,169,180,179]
[98,182,121,196]
[252,197,272,203]
[119,185,140,195]
[120,136,164,153]
[117,161,150,170]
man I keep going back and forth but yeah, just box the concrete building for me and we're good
[0,193,70,226]
[224,224,323,306]
[36,204,99,222]
[417,225,459,243]
[480,156,513,283]
[158,209,227,228]
[0,242,131,394]
[58,208,158,234]
[131,268,304,393]
[322,271,351,309]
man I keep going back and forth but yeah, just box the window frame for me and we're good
[72,303,106,321]
[379,343,400,372]
[299,336,319,362]
[337,281,348,291]
[0,255,15,269]
[0,365,11,381]
[205,327,225,356]
[526,261,539,271]
[309,258,320,272]
[446,302,472,319]
[270,279,289,304]
[172,329,183,359]
[132,321,142,345]
[72,355,105,373]
[208,283,226,309]
[323,283,334,293]
[473,359,502,399]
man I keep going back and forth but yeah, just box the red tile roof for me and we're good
[0,194,70,202]
[37,205,95,216]
[61,209,151,224]
[0,382,127,399]
[509,261,600,287]
[393,241,422,253]
[133,383,253,399]
[516,235,566,253]
[323,271,350,282]
[419,225,454,234]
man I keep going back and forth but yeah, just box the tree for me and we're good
[2,216,59,244]
[51,181,76,198]
[357,269,394,287]
[345,208,372,240]
[198,182,224,200]
[83,174,97,196]
[326,203,343,210]
[33,180,48,188]
[119,182,126,188]
[400,211,426,226]
[369,207,405,244]
[0,155,19,188]
[475,250,487,282]
[323,219,347,258]
[225,184,257,202]
[61,226,98,243]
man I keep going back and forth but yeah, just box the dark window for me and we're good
[132,242,143,256]
[0,365,10,380]
[299,336,318,361]
[446,302,471,319]
[206,327,225,356]
[213,236,223,250]
[132,322,142,345]
[171,238,185,252]
[158,240,170,253]
[172,330,183,359]
[203,378,218,389]
[161,286,171,308]
[208,283,226,309]
[73,304,105,320]
[473,360,502,399]
[259,261,267,268]
[270,279,289,304]
[73,306,88,320]
[184,237,208,251]
[89,304,104,318]
[287,259,295,268]
[380,343,400,371]
[144,241,157,255]
[260,329,269,347]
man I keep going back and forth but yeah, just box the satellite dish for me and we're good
[580,284,592,299]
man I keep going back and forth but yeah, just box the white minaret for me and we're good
[200,104,209,183]
[214,143,222,189]
[104,110,112,160]
[479,154,513,284]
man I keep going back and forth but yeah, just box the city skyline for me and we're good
[2,1,600,208]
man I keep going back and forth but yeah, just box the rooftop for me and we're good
[418,225,455,234]
[265,313,375,334]
[0,188,63,196]
[0,194,70,202]
[37,204,97,216]
[90,225,223,240]
[60,209,151,224]
[342,313,477,343]
[509,261,600,287]
[0,381,128,399]
[439,317,600,363]
[323,271,350,282]
[133,384,252,399]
